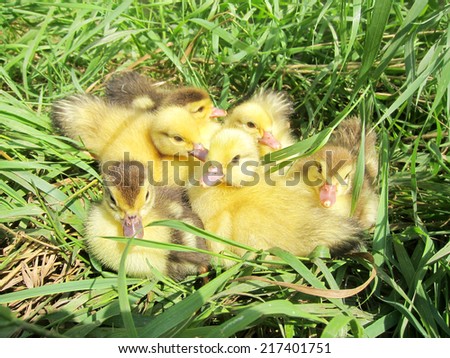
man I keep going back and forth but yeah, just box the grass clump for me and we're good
[0,0,449,338]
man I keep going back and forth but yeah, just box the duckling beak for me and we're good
[210,107,227,118]
[189,143,209,161]
[200,165,224,187]
[122,214,144,239]
[319,184,337,208]
[258,130,281,149]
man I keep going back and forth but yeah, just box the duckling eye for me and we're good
[105,189,117,208]
[145,190,151,202]
[173,135,185,142]
[231,155,240,164]
[246,121,256,129]
[196,106,205,113]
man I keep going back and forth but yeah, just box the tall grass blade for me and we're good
[117,239,138,338]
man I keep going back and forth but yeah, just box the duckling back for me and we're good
[106,71,211,113]
[106,71,167,111]
[189,180,365,268]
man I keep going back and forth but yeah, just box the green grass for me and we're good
[1,0,449,338]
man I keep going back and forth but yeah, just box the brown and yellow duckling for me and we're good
[286,117,379,229]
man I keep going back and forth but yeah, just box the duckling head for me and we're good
[201,128,260,187]
[167,87,227,123]
[102,160,154,239]
[150,106,209,161]
[226,101,281,150]
[306,146,355,208]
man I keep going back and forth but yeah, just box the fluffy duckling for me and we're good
[188,128,364,268]
[224,89,296,157]
[286,118,379,229]
[86,160,210,280]
[105,71,227,145]
[51,94,209,185]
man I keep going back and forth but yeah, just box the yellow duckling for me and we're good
[51,94,209,185]
[188,128,364,268]
[224,89,296,157]
[105,71,227,146]
[86,160,210,280]
[286,118,379,229]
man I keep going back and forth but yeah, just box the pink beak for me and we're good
[319,184,337,208]
[258,130,281,149]
[189,143,209,162]
[122,214,144,239]
[200,165,224,187]
[210,107,227,118]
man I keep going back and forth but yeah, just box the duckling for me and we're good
[86,160,210,280]
[287,142,378,230]
[188,128,365,268]
[224,89,296,157]
[105,71,227,122]
[51,94,209,185]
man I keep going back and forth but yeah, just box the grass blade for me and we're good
[357,0,393,85]
[0,278,143,304]
[205,300,326,338]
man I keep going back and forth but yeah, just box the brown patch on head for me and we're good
[167,88,208,107]
[103,161,146,206]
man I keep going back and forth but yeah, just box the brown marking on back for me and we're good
[154,185,209,280]
[154,186,185,205]
[329,217,367,256]
[167,232,210,281]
